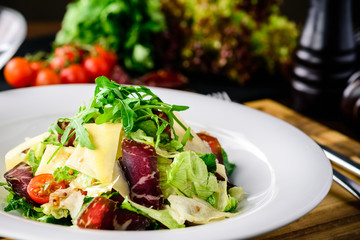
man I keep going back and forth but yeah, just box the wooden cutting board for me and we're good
[245,99,360,239]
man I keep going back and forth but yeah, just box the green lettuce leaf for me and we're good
[167,151,219,200]
[129,129,154,145]
[53,166,80,182]
[157,156,178,198]
[120,197,184,229]
[167,195,237,225]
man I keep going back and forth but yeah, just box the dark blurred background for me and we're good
[4,0,311,24]
[2,0,360,38]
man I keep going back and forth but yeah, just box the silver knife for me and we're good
[319,144,360,177]
[332,168,360,200]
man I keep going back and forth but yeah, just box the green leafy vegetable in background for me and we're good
[55,0,166,73]
[251,14,299,73]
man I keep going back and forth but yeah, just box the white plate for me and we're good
[0,85,332,240]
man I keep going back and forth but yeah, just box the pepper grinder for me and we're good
[291,0,356,116]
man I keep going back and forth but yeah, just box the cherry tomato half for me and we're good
[60,64,90,84]
[83,56,111,82]
[4,57,34,88]
[27,174,66,204]
[35,68,62,86]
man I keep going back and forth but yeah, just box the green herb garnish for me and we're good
[48,76,190,162]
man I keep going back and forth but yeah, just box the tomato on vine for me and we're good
[93,45,117,68]
[60,64,90,84]
[4,57,34,88]
[83,56,111,82]
[35,68,62,86]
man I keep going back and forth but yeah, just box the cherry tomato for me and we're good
[35,68,62,86]
[27,174,66,204]
[50,55,68,71]
[54,45,81,62]
[50,45,83,71]
[30,61,44,74]
[94,45,117,68]
[60,64,90,84]
[83,56,111,82]
[4,57,34,88]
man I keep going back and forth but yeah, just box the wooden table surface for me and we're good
[246,99,360,239]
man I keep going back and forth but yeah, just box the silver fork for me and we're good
[207,91,232,102]
[208,91,360,200]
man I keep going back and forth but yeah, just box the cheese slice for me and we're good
[172,112,211,154]
[65,123,122,183]
[5,132,50,170]
[36,145,74,175]
[115,129,125,160]
[216,163,228,182]
[112,161,130,197]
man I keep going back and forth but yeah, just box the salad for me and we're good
[1,77,244,230]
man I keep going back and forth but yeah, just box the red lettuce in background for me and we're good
[157,0,299,84]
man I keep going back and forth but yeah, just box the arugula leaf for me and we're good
[222,148,235,176]
[37,214,72,226]
[200,153,217,173]
[1,183,43,219]
[26,141,47,174]
[70,117,95,150]
[93,77,190,147]
[27,150,39,173]
[180,127,192,147]
[49,77,190,156]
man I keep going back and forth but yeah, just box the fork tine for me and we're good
[220,91,231,102]
[207,91,232,102]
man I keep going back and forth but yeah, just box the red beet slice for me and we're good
[121,138,163,209]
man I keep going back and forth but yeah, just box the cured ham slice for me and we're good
[121,138,163,209]
[3,162,36,205]
[114,208,151,230]
[77,196,151,230]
